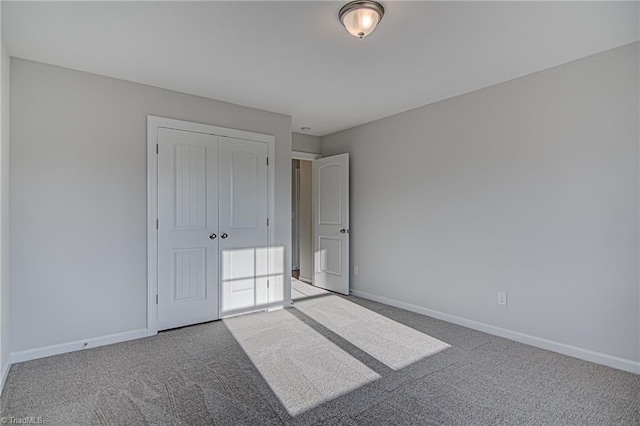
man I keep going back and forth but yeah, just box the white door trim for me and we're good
[147,115,276,336]
[292,151,321,161]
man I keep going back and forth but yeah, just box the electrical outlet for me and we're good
[354,266,359,276]
[497,292,508,306]
[276,276,283,285]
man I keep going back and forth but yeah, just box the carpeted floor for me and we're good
[291,278,329,300]
[2,283,639,425]
[294,295,451,370]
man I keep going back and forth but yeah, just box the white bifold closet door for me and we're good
[157,128,268,330]
[157,128,219,330]
[218,137,268,316]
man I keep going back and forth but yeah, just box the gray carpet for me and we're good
[1,286,639,425]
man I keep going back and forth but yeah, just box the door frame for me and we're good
[290,151,321,284]
[292,167,300,270]
[291,151,321,161]
[147,115,275,336]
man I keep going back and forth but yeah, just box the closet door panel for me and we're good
[157,128,219,330]
[218,138,269,315]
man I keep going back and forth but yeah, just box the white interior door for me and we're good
[314,153,349,295]
[157,128,219,330]
[219,137,269,315]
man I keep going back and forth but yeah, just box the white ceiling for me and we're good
[3,1,639,136]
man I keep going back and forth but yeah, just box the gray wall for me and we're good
[0,34,10,383]
[321,43,640,363]
[292,132,321,154]
[10,58,292,352]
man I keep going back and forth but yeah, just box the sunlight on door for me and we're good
[221,245,286,315]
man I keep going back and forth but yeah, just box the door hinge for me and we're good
[156,294,158,304]
[266,157,269,166]
[156,144,159,154]
[267,218,269,227]
[267,280,270,289]
[156,219,159,229]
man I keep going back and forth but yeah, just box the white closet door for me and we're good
[157,128,219,330]
[218,137,269,315]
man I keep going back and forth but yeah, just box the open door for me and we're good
[313,153,349,295]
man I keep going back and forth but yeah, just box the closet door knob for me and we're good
[209,233,217,240]
[221,233,229,239]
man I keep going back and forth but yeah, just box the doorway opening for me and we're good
[291,158,314,284]
[291,150,350,299]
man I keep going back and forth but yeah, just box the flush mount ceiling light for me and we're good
[339,1,385,39]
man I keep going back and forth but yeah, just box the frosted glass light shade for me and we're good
[339,1,384,39]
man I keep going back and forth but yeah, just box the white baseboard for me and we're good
[298,277,312,284]
[11,329,148,364]
[351,289,640,375]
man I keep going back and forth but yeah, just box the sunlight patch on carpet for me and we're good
[224,309,379,416]
[295,296,451,370]
[291,278,330,300]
